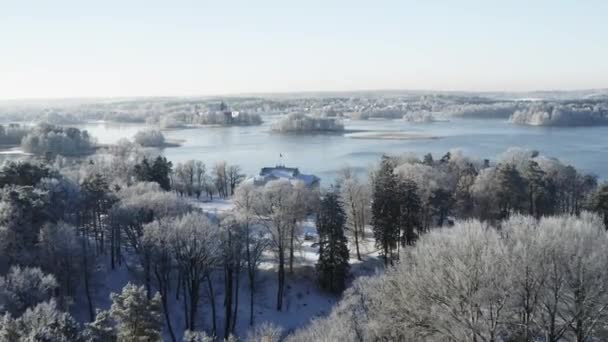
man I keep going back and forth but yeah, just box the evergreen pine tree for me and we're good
[0,313,19,342]
[593,183,608,230]
[134,157,172,191]
[524,160,548,218]
[84,309,117,342]
[397,179,422,246]
[152,156,172,191]
[108,283,163,342]
[16,300,84,342]
[316,189,350,293]
[497,163,527,219]
[372,156,400,265]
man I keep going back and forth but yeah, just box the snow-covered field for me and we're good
[71,198,382,340]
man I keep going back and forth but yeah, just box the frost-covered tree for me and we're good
[11,299,83,341]
[316,190,349,293]
[183,330,214,342]
[81,172,115,255]
[0,312,19,342]
[38,176,82,225]
[396,179,422,247]
[287,181,317,274]
[133,129,165,147]
[0,124,29,147]
[227,165,244,196]
[169,213,221,332]
[395,161,450,230]
[592,183,608,229]
[108,283,163,342]
[213,161,230,198]
[38,222,81,298]
[253,179,302,311]
[218,213,245,338]
[371,156,400,265]
[496,163,528,219]
[111,183,191,297]
[142,220,177,342]
[0,161,53,188]
[86,138,150,186]
[0,185,51,266]
[246,322,283,342]
[338,169,371,261]
[272,113,344,133]
[134,156,173,191]
[0,266,58,317]
[173,160,206,198]
[21,123,94,157]
[453,162,477,218]
[288,213,608,342]
[84,309,116,342]
[233,183,269,325]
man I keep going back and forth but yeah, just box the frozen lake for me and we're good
[75,117,608,185]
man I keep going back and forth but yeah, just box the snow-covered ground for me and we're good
[194,198,235,214]
[72,198,382,340]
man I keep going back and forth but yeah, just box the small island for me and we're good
[271,113,345,133]
[509,102,608,126]
[153,101,263,129]
[133,129,182,148]
[21,123,96,156]
[403,112,437,123]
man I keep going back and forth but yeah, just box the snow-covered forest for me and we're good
[4,0,608,339]
[3,92,608,129]
[0,128,608,341]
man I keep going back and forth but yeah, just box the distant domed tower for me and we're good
[219,101,228,112]
[219,101,234,124]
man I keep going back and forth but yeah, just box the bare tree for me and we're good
[170,212,221,332]
[338,169,371,261]
[234,183,270,325]
[143,220,177,342]
[213,161,229,198]
[227,165,244,196]
[253,180,296,311]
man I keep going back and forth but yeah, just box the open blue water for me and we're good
[72,118,608,184]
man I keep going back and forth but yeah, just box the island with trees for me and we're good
[272,113,345,133]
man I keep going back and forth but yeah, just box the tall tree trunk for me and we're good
[207,275,217,336]
[354,222,362,261]
[110,222,115,270]
[188,280,199,331]
[156,270,176,342]
[176,270,181,300]
[117,226,122,266]
[97,211,104,253]
[249,279,255,326]
[247,236,256,326]
[289,221,296,274]
[224,265,233,339]
[82,235,95,322]
[144,254,152,299]
[182,277,189,331]
[232,265,240,334]
[277,248,285,311]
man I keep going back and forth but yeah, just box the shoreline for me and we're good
[346,131,440,140]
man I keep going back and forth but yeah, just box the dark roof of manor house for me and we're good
[253,166,320,187]
[260,166,300,177]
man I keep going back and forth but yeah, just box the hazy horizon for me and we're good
[2,87,608,104]
[2,0,608,100]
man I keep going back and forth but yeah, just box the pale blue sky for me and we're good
[1,0,607,99]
